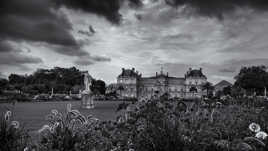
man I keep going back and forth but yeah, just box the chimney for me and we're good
[167,72,169,77]
[200,68,202,72]
[122,68,125,71]
[156,72,158,76]
[132,68,135,71]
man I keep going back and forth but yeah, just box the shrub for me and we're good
[0,111,30,151]
[38,104,113,151]
[112,99,268,151]
[3,98,268,151]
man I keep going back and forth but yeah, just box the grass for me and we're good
[0,100,123,132]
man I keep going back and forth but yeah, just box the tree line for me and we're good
[0,67,106,95]
[1,65,268,97]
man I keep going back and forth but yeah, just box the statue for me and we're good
[81,71,94,109]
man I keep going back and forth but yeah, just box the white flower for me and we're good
[249,123,261,133]
[255,131,268,140]
[67,103,72,112]
[11,121,20,129]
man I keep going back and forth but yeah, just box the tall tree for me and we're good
[0,78,8,93]
[202,82,214,97]
[90,80,106,95]
[223,86,232,96]
[234,66,268,95]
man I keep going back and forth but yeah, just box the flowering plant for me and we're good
[0,110,30,151]
[38,103,112,151]
[249,123,261,133]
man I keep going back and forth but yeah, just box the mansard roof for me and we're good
[185,68,207,78]
[118,68,140,78]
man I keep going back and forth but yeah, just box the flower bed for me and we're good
[1,99,268,151]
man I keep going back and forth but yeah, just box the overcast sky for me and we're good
[1,0,268,84]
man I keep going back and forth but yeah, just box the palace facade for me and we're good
[109,67,208,100]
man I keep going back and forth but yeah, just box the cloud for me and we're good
[0,72,6,79]
[0,41,43,67]
[74,55,111,66]
[0,0,92,58]
[55,0,143,24]
[0,0,75,45]
[219,68,236,73]
[165,0,268,19]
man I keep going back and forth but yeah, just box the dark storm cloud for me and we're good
[55,0,143,24]
[0,41,43,66]
[0,0,76,46]
[0,0,91,58]
[165,0,268,19]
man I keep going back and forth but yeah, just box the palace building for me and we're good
[111,67,208,100]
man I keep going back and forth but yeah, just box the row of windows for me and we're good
[139,88,184,92]
[118,79,136,84]
[187,81,206,85]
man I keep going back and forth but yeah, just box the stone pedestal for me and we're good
[81,91,94,109]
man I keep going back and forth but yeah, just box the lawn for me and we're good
[0,100,123,132]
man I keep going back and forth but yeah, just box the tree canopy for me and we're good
[3,67,106,95]
[234,66,268,95]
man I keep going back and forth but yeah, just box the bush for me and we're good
[38,104,113,151]
[0,111,30,151]
[2,98,268,151]
[111,99,268,151]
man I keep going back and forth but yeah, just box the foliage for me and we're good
[223,86,232,96]
[234,66,268,95]
[110,99,268,151]
[202,82,214,97]
[38,104,113,151]
[0,111,30,151]
[7,67,84,94]
[2,99,268,151]
[91,79,106,95]
[116,102,129,112]
[0,78,8,94]
[3,67,107,95]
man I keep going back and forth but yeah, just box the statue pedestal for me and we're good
[81,91,94,109]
